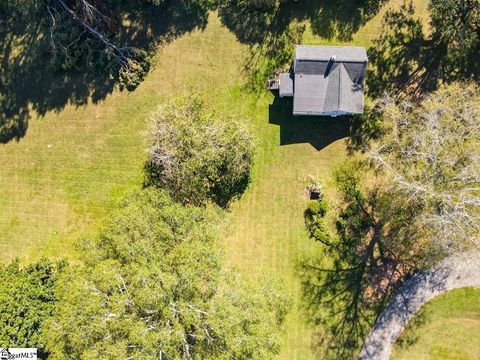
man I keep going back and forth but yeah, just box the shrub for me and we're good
[145,95,255,207]
[304,198,330,245]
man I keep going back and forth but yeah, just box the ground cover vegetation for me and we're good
[1,0,479,358]
[0,92,289,358]
[391,287,480,359]
[301,84,480,358]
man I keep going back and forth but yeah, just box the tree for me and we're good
[145,96,255,207]
[0,0,153,90]
[370,82,480,253]
[0,259,65,357]
[429,0,480,83]
[301,162,431,359]
[46,189,290,359]
[368,0,480,97]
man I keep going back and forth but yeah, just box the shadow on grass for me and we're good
[367,1,480,99]
[366,2,432,99]
[0,1,210,143]
[268,96,350,151]
[217,0,386,45]
[393,307,427,350]
[215,0,386,91]
[268,95,381,151]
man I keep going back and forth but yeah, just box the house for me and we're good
[276,45,368,117]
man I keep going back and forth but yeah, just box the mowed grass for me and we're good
[0,2,434,359]
[0,13,245,262]
[391,288,480,360]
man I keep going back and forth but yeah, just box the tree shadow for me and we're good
[359,266,452,359]
[299,255,452,359]
[297,163,437,358]
[366,1,479,99]
[0,1,211,143]
[299,256,380,359]
[346,106,384,153]
[366,2,431,99]
[217,0,386,46]
[215,0,386,91]
[391,302,427,350]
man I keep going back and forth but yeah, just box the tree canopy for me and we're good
[0,259,65,357]
[145,96,255,207]
[46,189,290,359]
[370,82,480,252]
[369,0,480,97]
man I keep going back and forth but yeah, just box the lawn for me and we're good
[0,1,445,359]
[391,288,480,360]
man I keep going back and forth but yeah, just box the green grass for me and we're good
[0,2,431,359]
[0,13,245,262]
[391,288,480,360]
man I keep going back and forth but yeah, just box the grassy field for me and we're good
[0,13,245,262]
[0,1,459,359]
[391,288,480,360]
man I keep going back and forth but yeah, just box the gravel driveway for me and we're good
[359,252,480,360]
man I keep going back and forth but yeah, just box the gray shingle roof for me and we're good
[293,63,365,115]
[279,72,293,96]
[295,45,368,62]
[292,45,367,115]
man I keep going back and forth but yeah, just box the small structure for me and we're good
[273,45,368,117]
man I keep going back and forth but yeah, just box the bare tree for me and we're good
[369,82,480,253]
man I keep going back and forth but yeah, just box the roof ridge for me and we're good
[338,64,342,111]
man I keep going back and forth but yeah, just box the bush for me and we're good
[304,198,330,245]
[145,95,255,207]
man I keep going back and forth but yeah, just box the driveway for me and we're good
[359,252,480,360]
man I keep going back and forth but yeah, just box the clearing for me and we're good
[391,288,480,360]
[0,1,458,359]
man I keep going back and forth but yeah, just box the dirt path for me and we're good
[359,252,480,360]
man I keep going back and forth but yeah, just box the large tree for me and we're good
[301,162,432,359]
[145,96,255,207]
[46,189,290,359]
[0,259,65,357]
[370,82,480,252]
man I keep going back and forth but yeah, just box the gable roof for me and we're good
[292,45,367,115]
[293,63,365,115]
[295,45,368,62]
